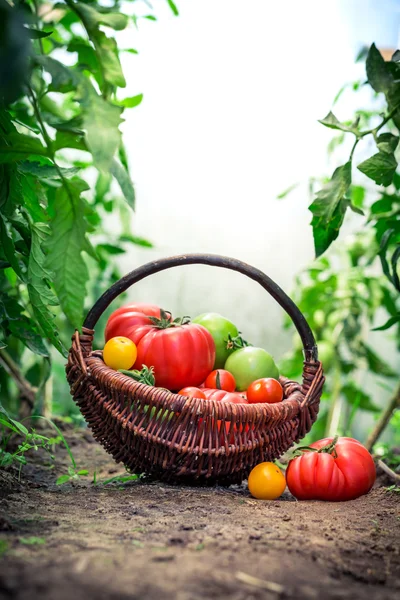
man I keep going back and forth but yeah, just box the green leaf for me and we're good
[45,184,90,328]
[376,133,399,154]
[110,159,135,209]
[119,234,153,248]
[34,56,77,93]
[77,469,89,476]
[372,313,400,331]
[0,214,24,279]
[309,163,352,257]
[309,163,351,221]
[166,0,179,15]
[357,152,397,186]
[318,111,357,133]
[95,172,112,203]
[73,4,129,31]
[56,474,71,485]
[27,223,67,357]
[95,31,126,88]
[26,29,52,39]
[342,382,380,412]
[277,183,298,199]
[118,94,143,109]
[19,161,79,180]
[78,81,123,171]
[97,244,124,255]
[0,133,47,164]
[9,318,49,357]
[366,43,393,93]
[351,185,365,210]
[54,131,87,152]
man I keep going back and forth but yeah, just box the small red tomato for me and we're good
[178,387,206,400]
[205,369,236,392]
[247,378,283,404]
[220,392,248,404]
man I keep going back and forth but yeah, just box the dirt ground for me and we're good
[0,426,399,600]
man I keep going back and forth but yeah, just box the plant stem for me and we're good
[325,363,343,437]
[365,382,400,451]
[377,460,400,483]
[0,349,37,409]
[358,101,400,139]
[27,86,76,211]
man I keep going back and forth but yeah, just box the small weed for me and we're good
[385,485,400,494]
[131,540,144,548]
[195,543,205,551]
[94,472,140,486]
[56,467,89,485]
[131,527,145,533]
[19,536,46,545]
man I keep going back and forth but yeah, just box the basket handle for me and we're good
[83,253,318,362]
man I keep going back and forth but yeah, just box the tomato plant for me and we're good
[103,337,137,370]
[286,437,376,501]
[128,314,215,390]
[247,378,283,404]
[192,313,240,368]
[248,462,286,500]
[225,347,279,391]
[204,369,236,392]
[178,387,206,400]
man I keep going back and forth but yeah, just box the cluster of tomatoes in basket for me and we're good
[103,302,284,404]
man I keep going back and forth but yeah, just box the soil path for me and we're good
[0,427,399,600]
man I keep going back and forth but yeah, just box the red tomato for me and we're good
[129,322,215,391]
[205,369,236,392]
[286,437,376,501]
[202,388,247,403]
[105,303,167,341]
[178,387,206,400]
[247,378,283,404]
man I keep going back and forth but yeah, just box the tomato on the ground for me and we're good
[224,347,279,391]
[192,313,239,369]
[178,387,206,400]
[248,462,286,500]
[103,337,137,370]
[205,369,236,392]
[285,437,376,501]
[247,378,283,404]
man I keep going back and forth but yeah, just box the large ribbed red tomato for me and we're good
[105,303,167,341]
[129,316,215,391]
[286,437,376,501]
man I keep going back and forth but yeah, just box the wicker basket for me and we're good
[66,254,324,485]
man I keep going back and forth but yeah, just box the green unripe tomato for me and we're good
[192,313,239,369]
[225,347,279,391]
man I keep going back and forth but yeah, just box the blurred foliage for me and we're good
[280,44,400,447]
[0,0,177,420]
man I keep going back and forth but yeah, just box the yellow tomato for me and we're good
[103,336,137,370]
[248,462,286,500]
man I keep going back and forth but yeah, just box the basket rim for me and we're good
[84,352,310,420]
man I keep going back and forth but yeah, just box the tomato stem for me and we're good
[225,332,251,350]
[148,309,191,329]
[291,436,339,459]
[119,365,155,386]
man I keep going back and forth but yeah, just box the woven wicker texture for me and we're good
[66,254,325,485]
